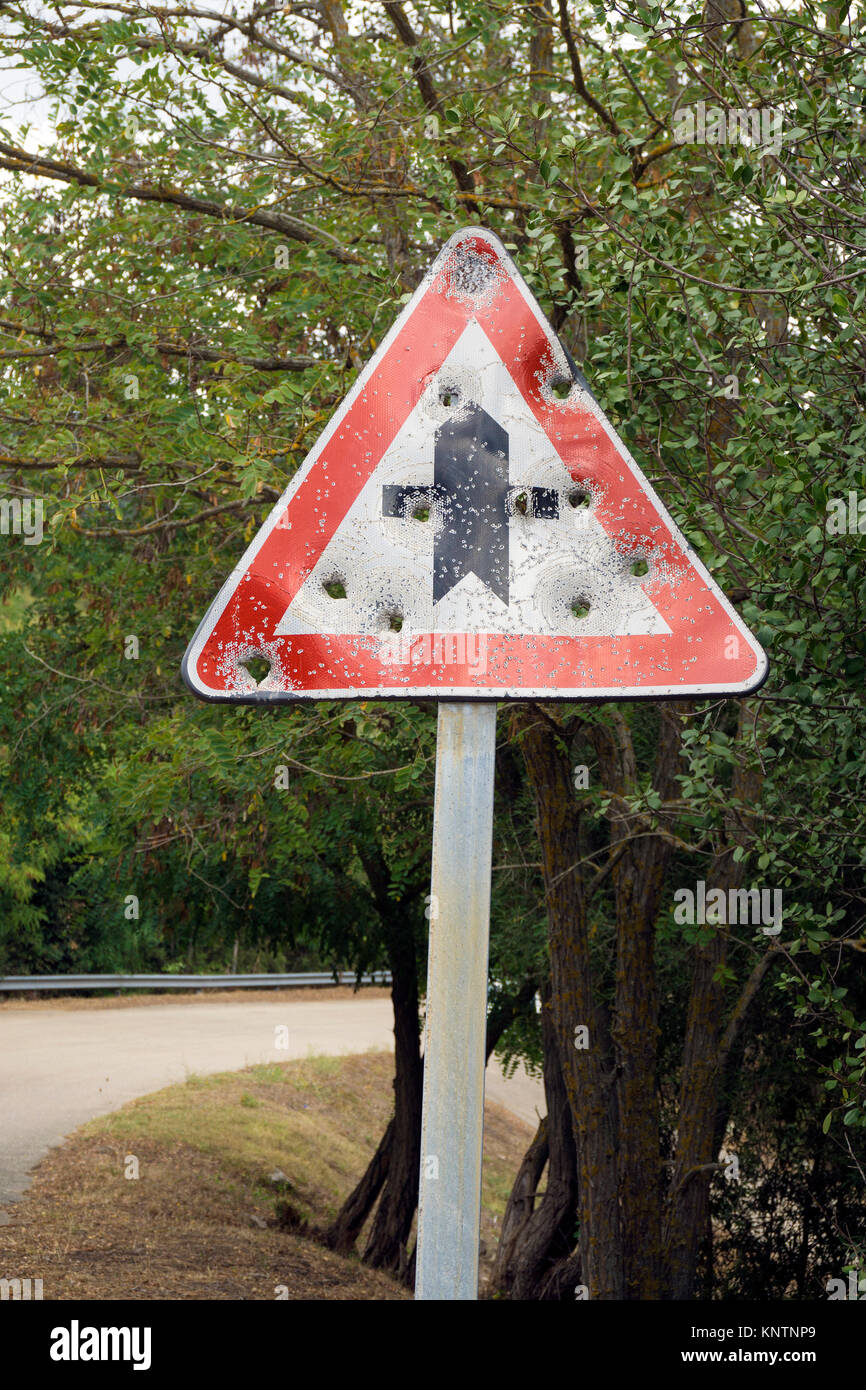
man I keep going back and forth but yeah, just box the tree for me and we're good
[1,0,864,1299]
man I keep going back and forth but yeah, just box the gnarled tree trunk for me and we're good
[497,980,580,1299]
[512,704,622,1298]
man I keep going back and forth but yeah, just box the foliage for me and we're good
[0,0,864,1294]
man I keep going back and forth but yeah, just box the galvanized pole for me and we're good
[415,700,498,1301]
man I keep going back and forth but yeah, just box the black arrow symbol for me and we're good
[433,404,510,605]
[382,404,560,607]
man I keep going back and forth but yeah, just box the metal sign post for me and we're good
[415,701,497,1301]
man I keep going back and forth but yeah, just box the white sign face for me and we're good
[183,227,768,702]
[279,319,670,644]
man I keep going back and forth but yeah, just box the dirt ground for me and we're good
[0,1051,532,1300]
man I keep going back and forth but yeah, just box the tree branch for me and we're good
[0,335,315,371]
[555,0,622,137]
[66,496,266,537]
[0,141,361,265]
[718,939,782,1072]
[383,2,481,213]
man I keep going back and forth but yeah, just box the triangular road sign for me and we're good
[183,227,767,702]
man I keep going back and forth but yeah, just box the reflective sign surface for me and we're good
[182,227,768,701]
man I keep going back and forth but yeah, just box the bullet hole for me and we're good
[567,488,591,509]
[571,598,591,619]
[386,611,403,632]
[323,578,347,598]
[242,655,271,684]
[630,557,649,577]
[412,506,430,522]
[551,377,573,399]
[514,491,529,515]
[439,387,460,406]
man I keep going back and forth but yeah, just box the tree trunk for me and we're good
[664,702,768,1298]
[507,982,581,1299]
[360,884,424,1273]
[321,844,423,1275]
[512,703,691,1299]
[324,1118,393,1253]
[491,1115,549,1294]
[591,706,685,1298]
[513,705,622,1298]
[664,929,728,1299]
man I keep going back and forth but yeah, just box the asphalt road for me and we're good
[0,995,544,1207]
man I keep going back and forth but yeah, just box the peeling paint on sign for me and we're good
[182,227,768,702]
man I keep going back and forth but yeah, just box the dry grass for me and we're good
[0,1052,532,1300]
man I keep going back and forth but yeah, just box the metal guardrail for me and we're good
[0,971,391,993]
